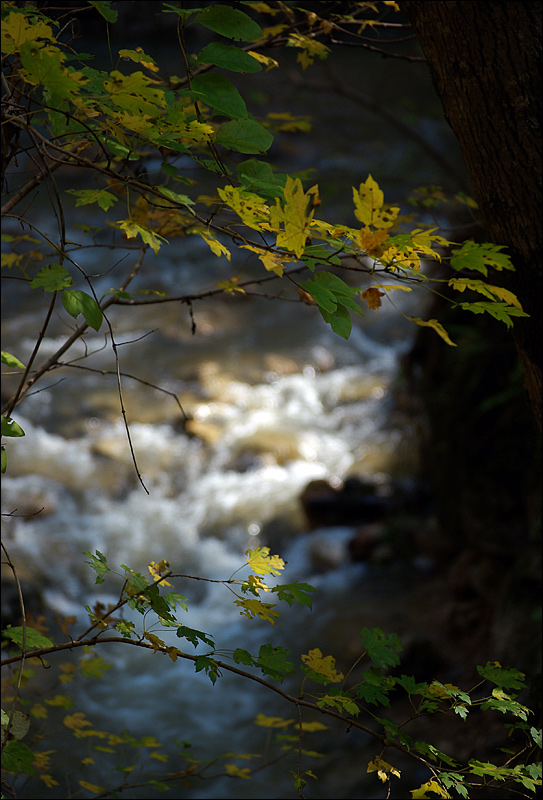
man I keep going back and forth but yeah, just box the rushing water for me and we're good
[2,40,468,798]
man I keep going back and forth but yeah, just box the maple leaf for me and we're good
[448,277,524,310]
[116,220,168,255]
[272,581,315,608]
[225,764,251,779]
[408,316,457,347]
[270,176,319,258]
[63,712,93,731]
[449,240,514,275]
[287,33,330,69]
[192,228,231,260]
[215,275,246,294]
[256,643,295,680]
[361,287,385,311]
[104,70,167,116]
[245,547,285,576]
[255,713,294,728]
[218,185,270,230]
[301,648,344,682]
[411,779,451,799]
[1,12,55,55]
[358,226,389,255]
[234,598,280,624]
[240,244,295,277]
[367,755,401,783]
[353,175,400,229]
[79,781,106,794]
[359,627,402,668]
[40,775,60,788]
[244,574,270,593]
[148,560,172,586]
[317,691,359,715]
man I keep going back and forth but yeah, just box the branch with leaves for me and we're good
[1,1,539,797]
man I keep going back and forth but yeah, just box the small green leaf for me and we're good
[190,72,247,118]
[359,627,402,669]
[1,740,36,776]
[319,305,352,339]
[88,0,118,22]
[198,42,262,73]
[457,301,529,328]
[157,187,195,208]
[66,188,118,211]
[1,416,25,438]
[272,582,316,609]
[162,4,202,22]
[195,4,262,41]
[83,550,110,584]
[30,264,72,292]
[62,290,103,331]
[2,625,54,650]
[194,655,220,684]
[233,648,255,666]
[256,644,295,682]
[176,626,214,649]
[1,351,26,369]
[216,119,274,154]
[1,446,6,474]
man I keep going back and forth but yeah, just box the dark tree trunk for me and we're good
[400,0,542,431]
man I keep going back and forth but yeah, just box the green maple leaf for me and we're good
[359,627,402,669]
[272,582,315,608]
[256,643,294,681]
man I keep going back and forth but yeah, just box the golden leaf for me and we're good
[361,287,385,311]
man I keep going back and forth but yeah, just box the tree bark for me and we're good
[400,0,542,431]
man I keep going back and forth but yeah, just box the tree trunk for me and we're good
[400,0,542,431]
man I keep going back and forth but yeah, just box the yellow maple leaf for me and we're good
[225,764,251,779]
[301,720,328,732]
[234,598,281,624]
[353,175,399,229]
[216,276,246,294]
[367,755,401,782]
[411,779,451,799]
[301,648,344,682]
[358,226,389,255]
[148,560,172,586]
[380,244,421,271]
[255,713,294,728]
[193,228,231,261]
[240,244,295,277]
[1,12,55,55]
[247,574,271,592]
[217,185,270,231]
[408,317,457,347]
[270,176,319,258]
[150,751,169,762]
[116,220,168,255]
[246,50,279,71]
[245,546,285,576]
[79,780,106,794]
[361,287,385,311]
[64,712,93,731]
[287,33,330,69]
[32,750,55,769]
[31,703,48,719]
[40,775,60,788]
